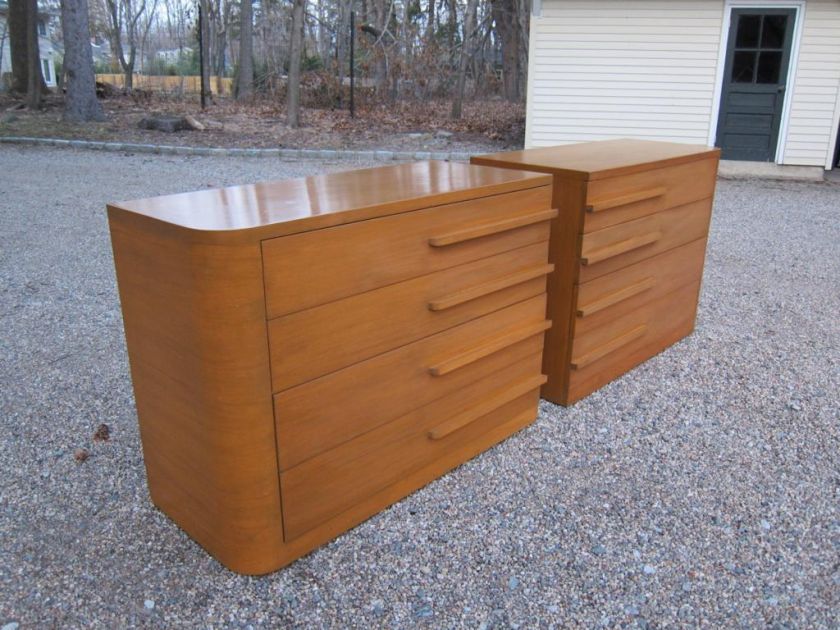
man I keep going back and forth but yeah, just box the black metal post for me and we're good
[349,10,355,118]
[198,4,206,109]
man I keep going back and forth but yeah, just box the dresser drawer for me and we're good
[577,198,712,283]
[574,238,707,335]
[279,354,544,540]
[567,282,700,403]
[274,295,549,469]
[262,186,554,318]
[268,242,552,391]
[583,158,718,233]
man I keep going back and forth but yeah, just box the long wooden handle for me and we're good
[576,276,656,317]
[428,320,552,377]
[428,263,555,311]
[428,374,547,440]
[428,208,558,247]
[586,186,667,213]
[570,324,646,370]
[580,231,661,266]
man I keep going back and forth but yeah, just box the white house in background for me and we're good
[0,0,59,90]
[525,0,840,170]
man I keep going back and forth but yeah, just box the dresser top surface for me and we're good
[472,139,720,181]
[107,160,551,236]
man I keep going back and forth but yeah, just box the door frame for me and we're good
[708,0,806,163]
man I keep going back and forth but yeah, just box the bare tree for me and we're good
[104,0,158,89]
[198,0,211,101]
[8,0,46,98]
[61,0,106,121]
[286,0,305,126]
[25,0,42,107]
[235,0,253,98]
[7,0,29,92]
[491,0,522,101]
[451,0,477,119]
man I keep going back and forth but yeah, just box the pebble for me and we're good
[642,565,657,575]
[591,544,607,556]
[2,623,20,630]
[508,576,520,590]
[144,599,155,610]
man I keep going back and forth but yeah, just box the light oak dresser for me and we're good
[107,161,556,574]
[472,139,720,405]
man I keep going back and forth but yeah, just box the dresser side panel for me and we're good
[108,211,284,575]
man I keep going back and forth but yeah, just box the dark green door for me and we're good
[716,9,796,161]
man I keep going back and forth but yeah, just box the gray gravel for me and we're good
[1,145,838,628]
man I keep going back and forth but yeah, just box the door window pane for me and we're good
[756,51,782,83]
[761,15,788,48]
[42,59,50,82]
[736,14,761,47]
[732,51,756,83]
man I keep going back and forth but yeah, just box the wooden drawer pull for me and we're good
[428,263,555,311]
[428,208,558,247]
[428,319,552,377]
[586,186,667,213]
[571,324,647,370]
[576,276,656,318]
[428,374,547,440]
[581,231,661,266]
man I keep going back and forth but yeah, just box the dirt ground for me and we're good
[0,92,525,153]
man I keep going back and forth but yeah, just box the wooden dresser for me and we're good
[472,139,720,405]
[107,161,555,574]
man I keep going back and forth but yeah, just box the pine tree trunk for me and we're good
[61,0,106,121]
[286,0,305,127]
[236,0,253,98]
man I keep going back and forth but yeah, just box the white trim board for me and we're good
[707,0,806,165]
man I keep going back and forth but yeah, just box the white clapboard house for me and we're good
[525,0,840,171]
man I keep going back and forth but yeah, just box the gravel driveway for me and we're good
[1,146,838,629]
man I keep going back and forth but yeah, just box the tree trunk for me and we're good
[425,0,435,42]
[25,0,42,108]
[491,0,520,101]
[8,0,28,93]
[371,0,387,98]
[451,0,477,119]
[236,0,253,98]
[286,0,305,127]
[61,0,106,121]
[199,0,211,102]
[335,1,350,108]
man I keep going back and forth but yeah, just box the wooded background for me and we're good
[6,0,531,123]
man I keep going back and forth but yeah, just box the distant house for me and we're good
[157,47,193,64]
[0,0,59,89]
[525,0,840,170]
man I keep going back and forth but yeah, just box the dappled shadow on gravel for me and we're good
[0,146,838,627]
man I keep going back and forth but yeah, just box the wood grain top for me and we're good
[107,160,552,241]
[472,139,720,181]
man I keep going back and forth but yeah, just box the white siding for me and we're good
[526,0,840,168]
[525,0,726,147]
[782,0,840,167]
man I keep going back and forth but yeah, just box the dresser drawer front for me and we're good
[279,354,543,540]
[577,198,712,283]
[574,238,707,334]
[567,282,700,403]
[262,186,554,318]
[274,295,548,469]
[268,242,551,392]
[583,158,718,233]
